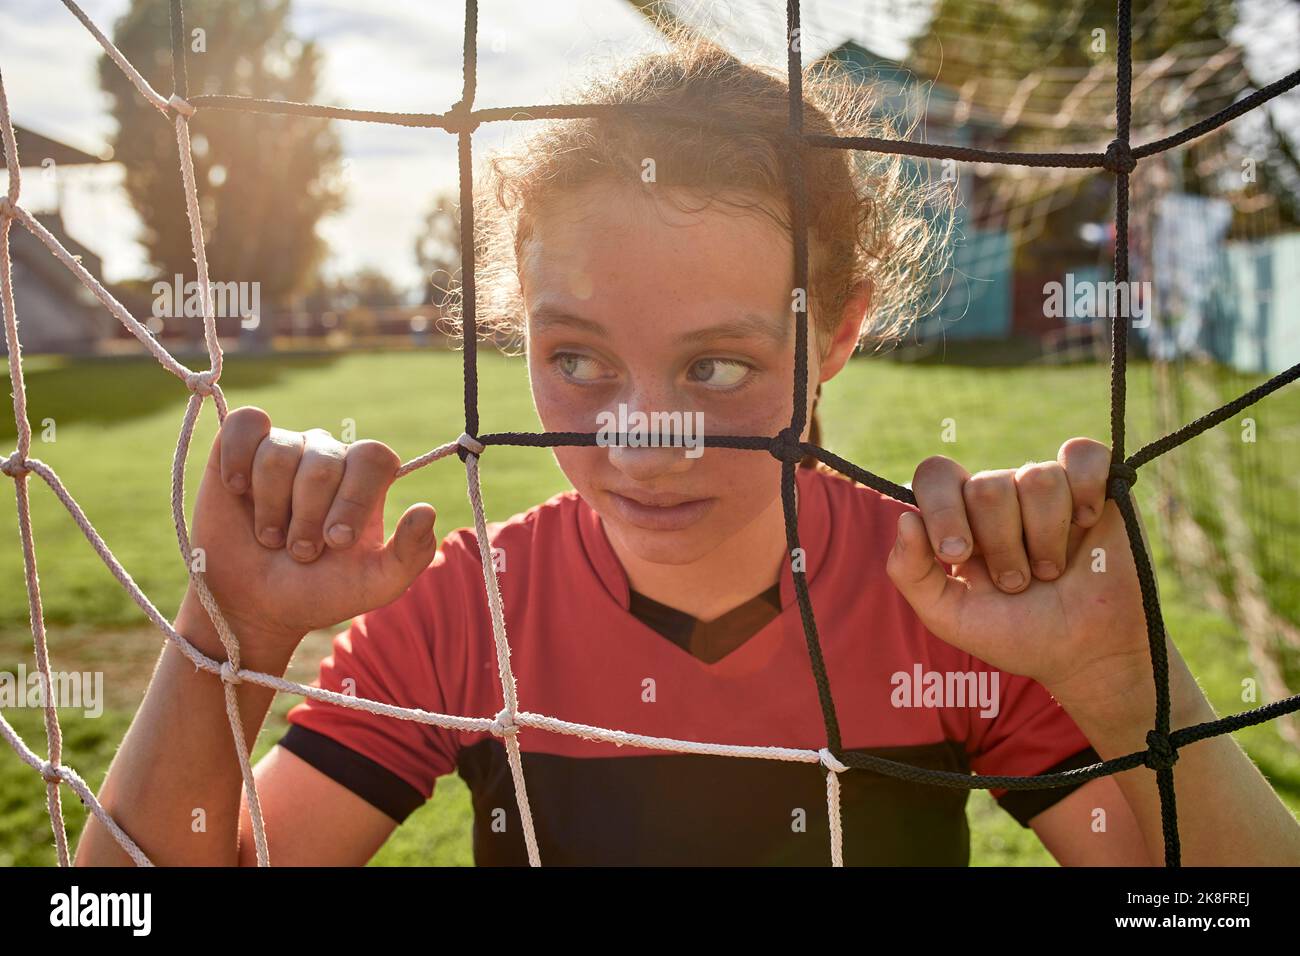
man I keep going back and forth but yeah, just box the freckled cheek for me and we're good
[551,446,607,492]
[706,449,784,499]
[528,371,599,433]
[696,381,793,438]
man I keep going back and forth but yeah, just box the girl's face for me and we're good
[521,180,859,567]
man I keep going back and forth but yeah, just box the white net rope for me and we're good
[0,0,853,868]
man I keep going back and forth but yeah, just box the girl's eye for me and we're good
[555,352,609,383]
[553,352,751,389]
[688,358,751,389]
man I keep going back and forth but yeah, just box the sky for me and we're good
[0,0,907,291]
[0,0,1295,293]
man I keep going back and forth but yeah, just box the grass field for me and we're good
[1,348,1297,866]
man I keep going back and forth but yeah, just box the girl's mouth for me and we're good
[606,491,716,531]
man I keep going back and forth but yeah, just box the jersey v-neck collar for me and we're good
[627,581,782,663]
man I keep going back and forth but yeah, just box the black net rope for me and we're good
[160,0,1300,867]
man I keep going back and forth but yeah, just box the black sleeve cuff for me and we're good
[277,724,426,824]
[997,745,1102,828]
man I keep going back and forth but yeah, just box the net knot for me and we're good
[167,93,196,119]
[219,660,242,685]
[490,707,520,738]
[39,760,62,785]
[1,450,29,478]
[0,196,15,219]
[457,432,485,459]
[1143,730,1179,771]
[817,747,848,774]
[185,370,217,396]
[1102,139,1136,174]
[444,100,480,134]
[1108,460,1138,490]
[768,428,804,464]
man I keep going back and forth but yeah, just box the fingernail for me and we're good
[1074,506,1095,524]
[939,536,967,557]
[260,527,283,547]
[1033,560,1059,579]
[228,473,247,493]
[327,523,354,546]
[291,539,317,559]
[998,570,1026,590]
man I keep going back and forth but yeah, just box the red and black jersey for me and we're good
[279,465,1098,865]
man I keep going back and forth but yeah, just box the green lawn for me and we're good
[1,349,1296,866]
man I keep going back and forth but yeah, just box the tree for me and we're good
[100,0,344,346]
[414,191,462,307]
[337,269,406,309]
[905,0,1300,233]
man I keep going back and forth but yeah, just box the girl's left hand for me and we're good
[885,437,1154,714]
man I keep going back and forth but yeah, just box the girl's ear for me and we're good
[818,279,874,384]
[842,277,873,340]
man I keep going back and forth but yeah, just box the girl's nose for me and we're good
[606,441,696,480]
[599,400,703,480]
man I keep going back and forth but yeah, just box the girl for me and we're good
[77,31,1300,866]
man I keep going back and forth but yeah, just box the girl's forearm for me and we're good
[74,591,297,866]
[1063,641,1300,866]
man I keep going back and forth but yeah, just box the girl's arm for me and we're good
[74,406,439,865]
[889,437,1300,866]
[73,585,289,864]
[1029,775,1154,865]
[1045,638,1300,866]
[75,589,398,866]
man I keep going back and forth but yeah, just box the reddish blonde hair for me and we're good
[445,25,953,461]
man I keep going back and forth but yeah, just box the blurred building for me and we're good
[0,126,116,354]
[817,41,1015,344]
[813,37,1300,371]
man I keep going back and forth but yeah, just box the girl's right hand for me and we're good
[178,406,439,665]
